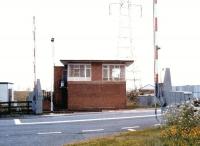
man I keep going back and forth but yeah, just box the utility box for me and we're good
[0,82,14,102]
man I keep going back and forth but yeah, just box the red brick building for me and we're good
[54,59,133,111]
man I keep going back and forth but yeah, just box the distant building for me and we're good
[0,82,14,102]
[139,84,154,95]
[54,59,133,110]
[174,85,200,99]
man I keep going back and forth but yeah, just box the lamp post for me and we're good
[51,37,55,112]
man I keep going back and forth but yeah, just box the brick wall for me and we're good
[91,62,102,81]
[68,81,126,110]
[43,99,51,111]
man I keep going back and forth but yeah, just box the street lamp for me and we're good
[51,37,55,112]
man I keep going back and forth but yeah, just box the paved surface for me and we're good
[0,109,161,146]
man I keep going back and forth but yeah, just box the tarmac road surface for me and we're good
[0,108,161,146]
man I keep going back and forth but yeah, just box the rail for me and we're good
[0,101,32,115]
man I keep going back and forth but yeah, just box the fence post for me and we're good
[27,101,30,114]
[8,101,11,114]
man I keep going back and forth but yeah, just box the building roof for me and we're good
[0,82,13,84]
[140,84,154,90]
[60,59,134,66]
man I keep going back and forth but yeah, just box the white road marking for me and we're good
[121,126,140,130]
[14,119,21,125]
[37,131,62,135]
[43,112,100,117]
[14,114,161,125]
[82,129,104,133]
[127,129,136,132]
[154,124,161,127]
[107,109,161,113]
[43,114,70,117]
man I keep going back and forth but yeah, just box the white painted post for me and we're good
[51,37,55,112]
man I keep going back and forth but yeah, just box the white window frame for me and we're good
[102,64,125,81]
[68,64,91,81]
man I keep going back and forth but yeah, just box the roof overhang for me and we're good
[60,59,134,66]
[0,82,13,84]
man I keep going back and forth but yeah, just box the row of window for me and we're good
[67,64,125,81]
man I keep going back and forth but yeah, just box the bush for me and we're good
[161,103,200,142]
[126,90,139,103]
[164,103,200,128]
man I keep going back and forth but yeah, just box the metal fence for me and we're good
[163,91,193,106]
[137,95,155,107]
[175,85,200,99]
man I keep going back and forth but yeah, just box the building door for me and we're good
[61,67,68,109]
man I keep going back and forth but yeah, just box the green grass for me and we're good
[65,127,200,146]
[65,128,161,146]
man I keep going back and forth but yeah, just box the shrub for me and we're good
[161,102,200,141]
[165,103,200,127]
[126,90,139,103]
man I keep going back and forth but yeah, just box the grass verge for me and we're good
[65,128,161,146]
[65,127,200,146]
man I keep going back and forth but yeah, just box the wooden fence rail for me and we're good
[0,101,32,115]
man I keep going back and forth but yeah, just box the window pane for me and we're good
[109,65,114,80]
[103,65,108,69]
[73,64,79,69]
[80,65,85,77]
[114,65,120,69]
[112,68,120,78]
[103,65,109,80]
[120,65,125,80]
[69,65,74,77]
[74,69,80,77]
[103,68,108,80]
[69,64,80,77]
[68,64,91,80]
[86,65,91,69]
[102,64,125,81]
[86,68,90,77]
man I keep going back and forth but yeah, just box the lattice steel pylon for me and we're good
[109,0,142,59]
[109,0,142,91]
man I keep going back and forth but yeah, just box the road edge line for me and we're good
[14,119,21,125]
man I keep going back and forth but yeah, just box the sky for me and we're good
[0,0,200,91]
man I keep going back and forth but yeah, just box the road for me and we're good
[0,109,161,146]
